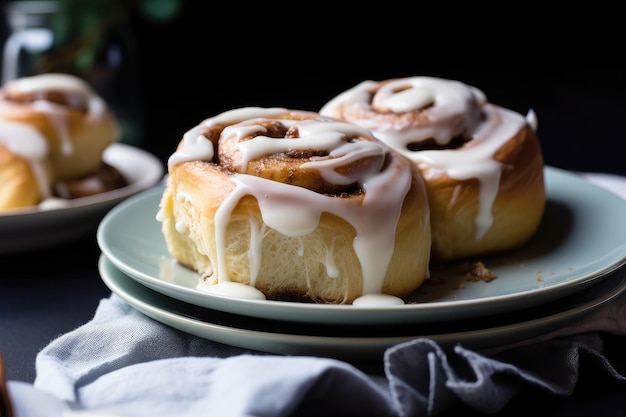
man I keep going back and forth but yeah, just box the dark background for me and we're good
[128,3,625,176]
[1,1,625,176]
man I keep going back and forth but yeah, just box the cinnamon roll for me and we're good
[320,76,546,262]
[157,107,431,305]
[0,73,127,211]
[0,119,52,210]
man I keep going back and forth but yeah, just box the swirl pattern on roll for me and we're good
[159,107,431,304]
[321,76,545,262]
[0,73,119,179]
[0,73,123,211]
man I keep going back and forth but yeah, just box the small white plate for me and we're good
[0,143,164,253]
[97,166,626,325]
[99,254,626,359]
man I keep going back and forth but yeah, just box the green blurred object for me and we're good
[139,0,182,22]
[1,0,183,146]
[7,0,182,74]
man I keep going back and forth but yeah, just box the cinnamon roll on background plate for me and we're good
[0,73,126,211]
[0,73,164,253]
[158,107,431,305]
[0,118,53,210]
[320,76,546,263]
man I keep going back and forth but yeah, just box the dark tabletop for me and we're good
[0,234,108,382]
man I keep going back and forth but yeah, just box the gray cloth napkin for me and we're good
[31,290,626,417]
[29,173,626,416]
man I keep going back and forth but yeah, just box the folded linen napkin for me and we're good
[30,289,626,417]
[25,173,626,417]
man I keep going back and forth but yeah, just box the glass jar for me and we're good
[1,0,143,146]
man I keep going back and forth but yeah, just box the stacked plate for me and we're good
[96,167,626,360]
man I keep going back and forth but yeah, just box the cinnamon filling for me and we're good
[52,163,129,199]
[407,134,470,151]
[1,89,89,110]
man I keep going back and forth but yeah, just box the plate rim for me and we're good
[0,143,164,253]
[0,142,164,218]
[98,253,626,358]
[96,166,626,325]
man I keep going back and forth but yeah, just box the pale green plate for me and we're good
[0,143,164,253]
[99,254,626,359]
[97,166,626,325]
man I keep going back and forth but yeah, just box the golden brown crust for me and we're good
[422,125,545,262]
[0,74,124,211]
[333,79,478,144]
[0,143,47,210]
[320,77,546,263]
[0,84,90,109]
[160,109,432,304]
[162,162,431,304]
[0,100,118,180]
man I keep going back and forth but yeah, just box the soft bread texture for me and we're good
[0,73,123,211]
[0,73,119,180]
[419,124,545,261]
[159,107,431,304]
[0,118,53,210]
[320,76,546,262]
[0,100,118,180]
[0,142,50,210]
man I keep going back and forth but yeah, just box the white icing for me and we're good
[36,197,69,210]
[0,119,48,159]
[320,76,531,240]
[320,77,486,147]
[166,108,421,304]
[2,72,108,126]
[167,124,215,168]
[5,72,105,111]
[0,119,51,199]
[196,280,267,300]
[352,293,405,306]
[247,215,267,287]
[0,73,112,207]
[32,100,74,155]
[8,73,92,94]
[325,236,339,278]
[411,105,523,239]
[526,108,538,131]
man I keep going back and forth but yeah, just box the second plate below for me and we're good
[97,167,626,325]
[99,254,626,360]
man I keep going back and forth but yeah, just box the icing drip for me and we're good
[0,73,115,207]
[0,119,50,199]
[1,74,110,157]
[166,108,419,304]
[31,100,73,155]
[3,73,107,117]
[320,76,530,240]
[411,105,523,239]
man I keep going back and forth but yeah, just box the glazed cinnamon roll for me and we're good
[0,73,127,210]
[158,107,431,305]
[0,73,120,179]
[0,119,52,210]
[320,76,546,262]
